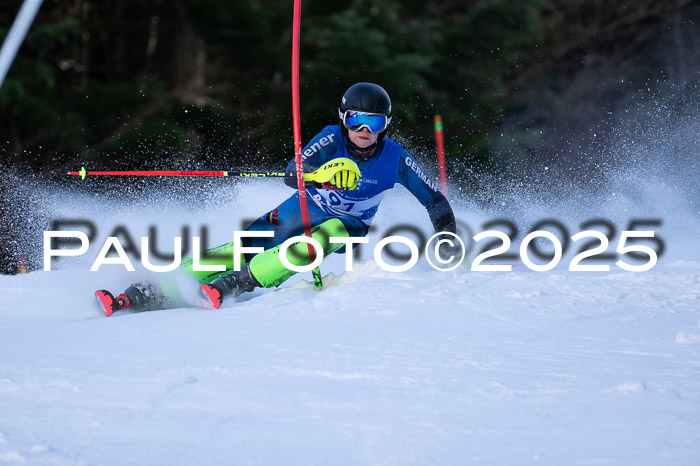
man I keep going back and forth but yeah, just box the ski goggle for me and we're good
[341,110,390,133]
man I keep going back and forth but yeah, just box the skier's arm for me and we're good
[397,151,456,234]
[284,162,317,189]
[284,127,341,188]
[284,127,359,190]
[285,160,360,191]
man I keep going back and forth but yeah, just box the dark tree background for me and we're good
[1,0,697,172]
[0,0,698,273]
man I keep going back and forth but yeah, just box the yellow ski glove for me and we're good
[306,158,361,191]
[326,168,359,190]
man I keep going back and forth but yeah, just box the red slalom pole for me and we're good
[434,114,448,197]
[292,0,323,289]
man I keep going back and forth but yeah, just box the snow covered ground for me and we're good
[1,167,700,464]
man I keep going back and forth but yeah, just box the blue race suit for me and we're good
[242,124,455,256]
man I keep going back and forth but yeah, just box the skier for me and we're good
[96,82,458,315]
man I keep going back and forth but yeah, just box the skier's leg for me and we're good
[179,191,318,284]
[115,281,169,312]
[111,238,248,312]
[117,194,357,311]
[239,192,329,257]
[201,218,351,308]
[248,217,351,287]
[180,239,247,285]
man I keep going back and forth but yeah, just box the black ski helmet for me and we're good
[338,82,392,160]
[338,82,392,119]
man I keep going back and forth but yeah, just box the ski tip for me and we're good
[95,290,116,317]
[200,284,223,309]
